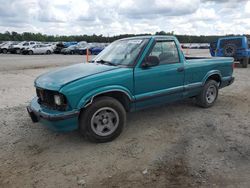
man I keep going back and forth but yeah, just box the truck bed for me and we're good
[185,56,212,60]
[185,56,234,63]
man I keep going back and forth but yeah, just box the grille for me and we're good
[36,88,66,111]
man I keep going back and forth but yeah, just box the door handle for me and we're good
[177,67,184,72]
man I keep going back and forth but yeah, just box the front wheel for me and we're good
[196,80,219,108]
[2,49,7,54]
[46,50,51,54]
[79,96,126,143]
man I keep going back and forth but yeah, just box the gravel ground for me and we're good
[0,51,249,188]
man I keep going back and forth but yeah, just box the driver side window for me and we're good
[149,41,180,65]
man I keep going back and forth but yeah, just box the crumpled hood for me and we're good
[35,63,118,91]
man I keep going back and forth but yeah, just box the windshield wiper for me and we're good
[95,59,117,66]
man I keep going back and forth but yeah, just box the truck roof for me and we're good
[218,36,247,40]
[119,35,177,41]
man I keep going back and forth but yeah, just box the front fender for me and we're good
[76,85,134,109]
[202,70,222,85]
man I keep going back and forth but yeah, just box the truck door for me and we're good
[134,40,185,110]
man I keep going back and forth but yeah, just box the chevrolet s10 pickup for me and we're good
[27,36,234,142]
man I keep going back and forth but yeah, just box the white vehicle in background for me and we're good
[0,41,19,54]
[9,41,27,54]
[21,41,42,53]
[10,41,41,54]
[22,44,53,55]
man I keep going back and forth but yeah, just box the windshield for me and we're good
[93,38,149,66]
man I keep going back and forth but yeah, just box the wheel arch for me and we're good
[202,71,222,86]
[77,87,134,112]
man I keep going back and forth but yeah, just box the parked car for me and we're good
[27,35,234,142]
[54,42,66,54]
[61,45,78,55]
[210,36,250,68]
[61,42,90,55]
[22,44,53,55]
[9,41,41,54]
[90,46,105,55]
[76,43,104,55]
[8,41,27,54]
[0,41,18,54]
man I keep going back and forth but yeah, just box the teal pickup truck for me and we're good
[27,36,234,142]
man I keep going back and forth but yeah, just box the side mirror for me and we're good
[142,56,160,68]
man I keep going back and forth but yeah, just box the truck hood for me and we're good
[35,63,119,91]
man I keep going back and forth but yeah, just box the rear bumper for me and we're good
[220,76,234,88]
[27,97,79,131]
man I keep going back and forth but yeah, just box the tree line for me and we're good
[0,31,249,43]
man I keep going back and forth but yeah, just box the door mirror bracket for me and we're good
[142,56,160,68]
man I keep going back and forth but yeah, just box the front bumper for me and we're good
[27,97,79,132]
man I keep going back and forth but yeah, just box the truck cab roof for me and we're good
[119,35,177,41]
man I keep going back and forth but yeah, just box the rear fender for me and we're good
[202,70,222,85]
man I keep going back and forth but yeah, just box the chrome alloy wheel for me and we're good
[206,85,217,104]
[90,107,119,136]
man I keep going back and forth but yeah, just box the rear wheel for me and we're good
[241,58,248,68]
[46,50,51,54]
[196,80,219,108]
[79,96,126,143]
[28,50,33,55]
[2,49,7,54]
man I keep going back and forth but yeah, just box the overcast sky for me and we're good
[0,0,250,36]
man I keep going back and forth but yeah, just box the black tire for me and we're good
[223,44,236,57]
[28,50,33,55]
[241,58,248,68]
[196,80,219,108]
[2,49,7,54]
[46,50,51,55]
[79,96,126,143]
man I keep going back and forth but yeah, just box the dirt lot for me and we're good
[0,52,249,188]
